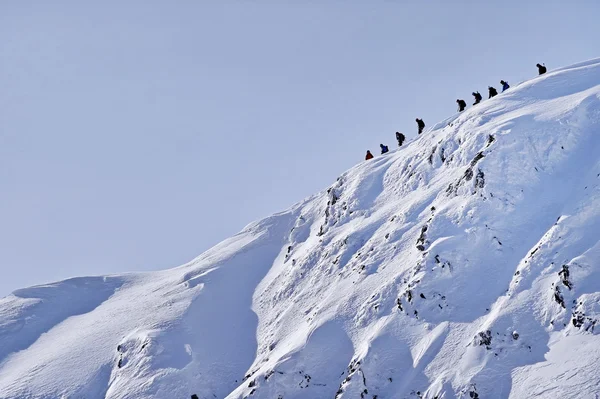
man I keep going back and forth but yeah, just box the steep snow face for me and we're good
[1,59,600,399]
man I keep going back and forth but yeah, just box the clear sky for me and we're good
[1,1,599,296]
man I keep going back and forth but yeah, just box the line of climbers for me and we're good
[461,80,508,111]
[364,62,547,161]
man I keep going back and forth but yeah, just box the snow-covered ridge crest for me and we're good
[2,58,600,399]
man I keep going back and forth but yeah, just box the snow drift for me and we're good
[2,58,600,399]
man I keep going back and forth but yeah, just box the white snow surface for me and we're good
[2,59,600,399]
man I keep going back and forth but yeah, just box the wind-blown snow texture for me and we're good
[2,59,600,399]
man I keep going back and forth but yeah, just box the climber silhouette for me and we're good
[396,132,406,147]
[537,63,547,75]
[416,118,425,134]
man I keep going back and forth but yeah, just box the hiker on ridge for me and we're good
[380,144,389,154]
[488,86,498,98]
[365,150,374,160]
[501,80,510,92]
[416,118,425,134]
[537,63,547,75]
[395,132,406,147]
[472,91,482,105]
[457,99,467,112]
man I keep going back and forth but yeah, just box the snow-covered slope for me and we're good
[2,59,600,399]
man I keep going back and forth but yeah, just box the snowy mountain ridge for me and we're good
[2,58,600,399]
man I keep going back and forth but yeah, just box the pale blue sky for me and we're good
[1,1,598,296]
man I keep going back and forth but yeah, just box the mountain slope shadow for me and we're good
[172,214,296,399]
[0,276,122,363]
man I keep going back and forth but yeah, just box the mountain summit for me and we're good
[2,58,600,399]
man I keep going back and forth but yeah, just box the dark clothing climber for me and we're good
[457,99,467,112]
[380,144,389,154]
[537,63,547,75]
[416,118,425,134]
[488,86,498,98]
[365,150,374,160]
[501,80,510,92]
[395,132,406,147]
[472,91,482,105]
